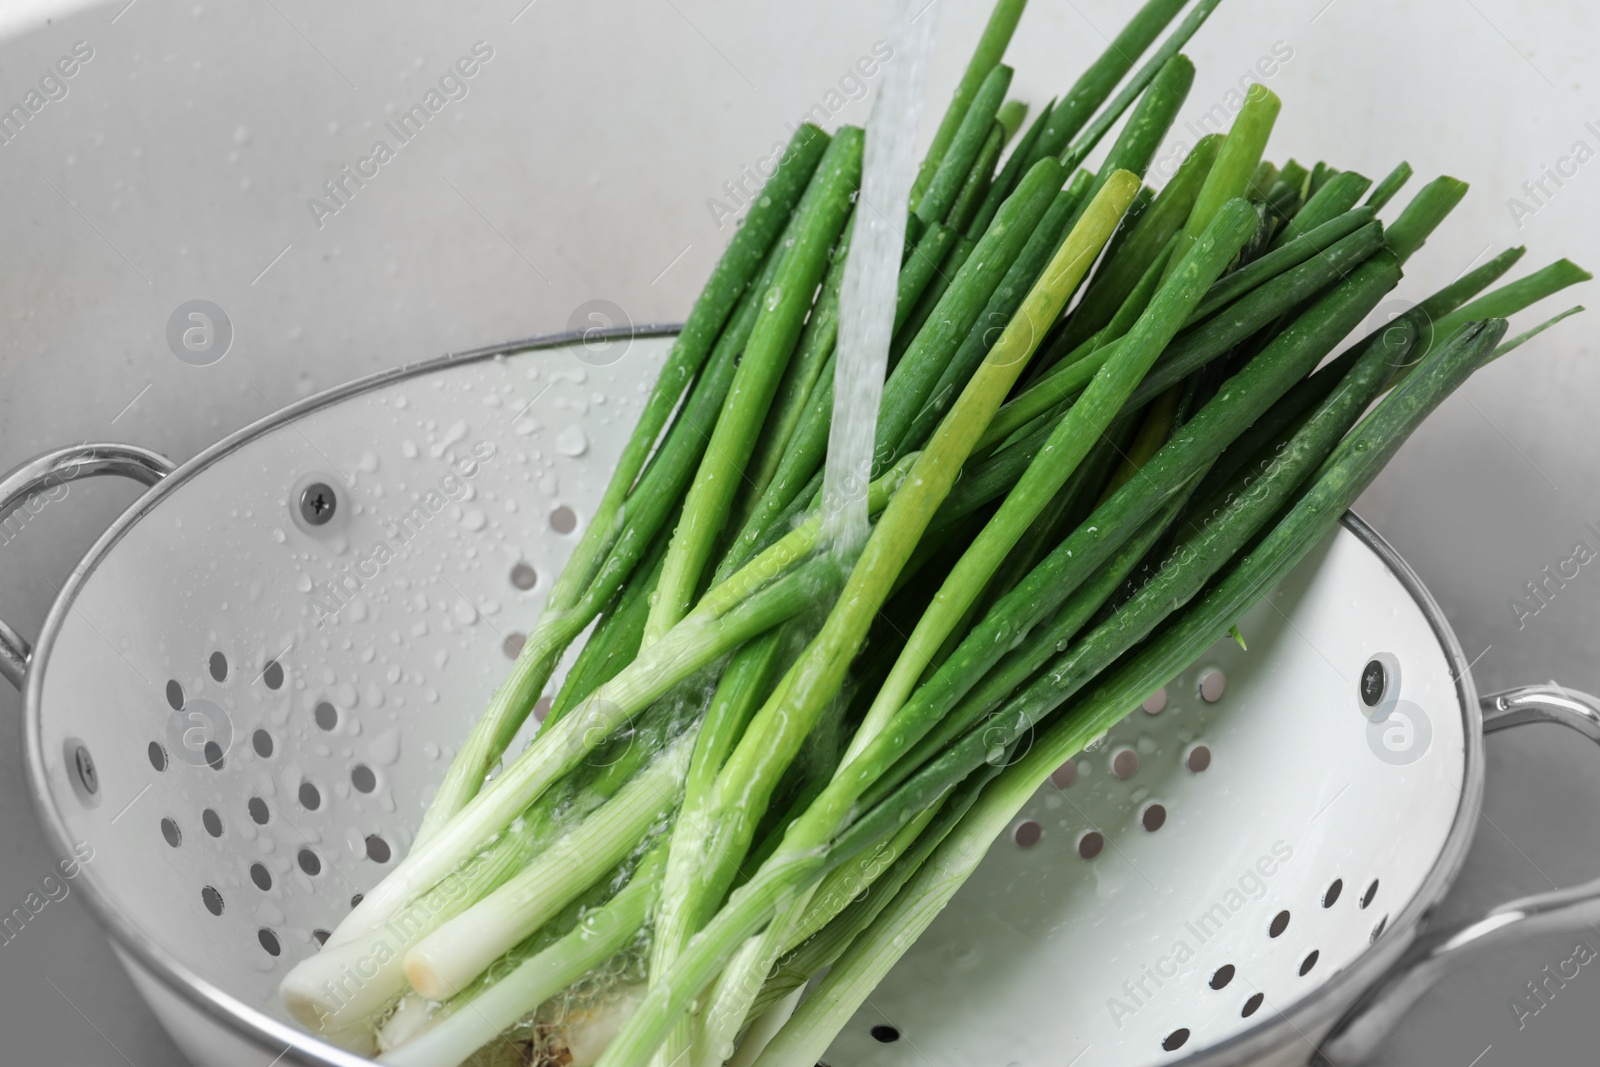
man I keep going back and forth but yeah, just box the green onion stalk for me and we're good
[758,320,1515,1066]
[408,125,831,850]
[601,172,1145,1067]
[312,458,914,958]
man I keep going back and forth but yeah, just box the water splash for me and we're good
[820,0,937,554]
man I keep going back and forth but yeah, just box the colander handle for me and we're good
[1317,683,1600,1065]
[0,442,174,688]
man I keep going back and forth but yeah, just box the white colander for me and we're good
[6,328,1600,1067]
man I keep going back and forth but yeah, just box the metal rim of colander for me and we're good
[19,326,1483,1067]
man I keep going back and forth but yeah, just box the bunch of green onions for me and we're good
[279,1,1588,1064]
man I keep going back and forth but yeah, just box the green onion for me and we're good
[411,126,829,846]
[1057,0,1227,171]
[983,217,1386,450]
[403,731,693,1000]
[725,157,1068,573]
[1366,160,1414,209]
[1270,168,1370,248]
[1026,0,1190,166]
[377,849,664,1067]
[966,96,1053,235]
[593,174,1143,1067]
[1189,206,1377,321]
[645,128,863,644]
[909,0,1029,210]
[1062,53,1194,230]
[1165,82,1280,278]
[1041,133,1222,362]
[946,122,1006,235]
[1383,175,1469,265]
[917,65,1012,228]
[847,197,1256,758]
[832,318,1508,876]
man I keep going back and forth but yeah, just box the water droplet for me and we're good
[368,728,401,766]
[556,426,588,457]
[431,420,468,457]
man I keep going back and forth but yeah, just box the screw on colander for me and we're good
[298,482,337,525]
[1360,658,1387,707]
[72,744,98,795]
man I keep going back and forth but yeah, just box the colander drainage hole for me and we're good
[148,742,168,772]
[350,894,364,909]
[534,696,553,722]
[313,929,331,946]
[160,818,181,848]
[550,506,578,534]
[510,562,538,590]
[1112,749,1139,778]
[869,1025,899,1043]
[1186,744,1211,773]
[258,928,281,957]
[1013,820,1042,848]
[351,764,377,793]
[201,886,224,916]
[1360,879,1379,909]
[262,660,285,690]
[1209,964,1235,990]
[1142,804,1166,832]
[1077,831,1104,859]
[250,863,273,891]
[366,835,392,863]
[252,730,274,759]
[165,679,184,710]
[1299,950,1319,976]
[1323,879,1343,907]
[1371,915,1388,943]
[1241,993,1264,1018]
[203,808,224,837]
[504,633,528,660]
[1162,1028,1190,1052]
[1269,910,1290,938]
[298,849,322,876]
[314,702,338,731]
[248,797,269,825]
[210,651,228,682]
[298,782,322,810]
[204,741,225,771]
